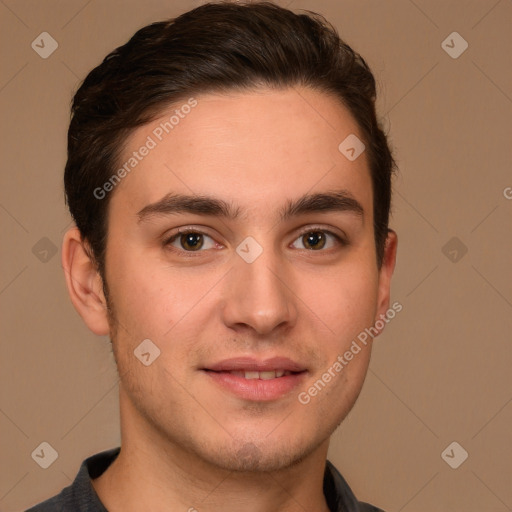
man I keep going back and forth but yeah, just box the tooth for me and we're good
[275,370,284,378]
[244,371,260,379]
[230,370,245,378]
[260,371,277,380]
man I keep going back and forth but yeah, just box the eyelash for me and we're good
[162,226,347,256]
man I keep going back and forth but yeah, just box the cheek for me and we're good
[296,261,379,347]
[106,251,226,355]
[107,254,187,328]
[303,268,377,414]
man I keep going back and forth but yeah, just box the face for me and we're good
[90,87,396,472]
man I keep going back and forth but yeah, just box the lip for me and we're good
[203,370,307,401]
[203,356,307,373]
[201,357,308,402]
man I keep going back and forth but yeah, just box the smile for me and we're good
[203,369,307,401]
[220,369,294,379]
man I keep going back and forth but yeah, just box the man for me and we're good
[28,1,398,511]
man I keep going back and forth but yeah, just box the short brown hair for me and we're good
[64,1,396,278]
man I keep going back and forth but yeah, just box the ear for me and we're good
[62,227,110,336]
[374,229,398,332]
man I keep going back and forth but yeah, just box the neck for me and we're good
[92,387,332,512]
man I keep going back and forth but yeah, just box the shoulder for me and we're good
[25,447,120,511]
[25,486,71,511]
[325,459,387,512]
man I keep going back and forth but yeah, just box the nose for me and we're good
[220,245,298,336]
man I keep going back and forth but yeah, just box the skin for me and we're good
[63,86,397,512]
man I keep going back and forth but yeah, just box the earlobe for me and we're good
[62,227,110,336]
[374,229,398,333]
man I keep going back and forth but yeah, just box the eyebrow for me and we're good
[136,189,364,223]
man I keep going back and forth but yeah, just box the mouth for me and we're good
[203,356,307,373]
[203,369,302,379]
[201,357,308,401]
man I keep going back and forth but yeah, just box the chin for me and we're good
[196,434,323,473]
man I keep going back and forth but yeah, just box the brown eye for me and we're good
[291,229,344,251]
[180,232,204,251]
[165,230,217,252]
[302,231,326,250]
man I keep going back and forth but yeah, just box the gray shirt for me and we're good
[26,447,385,512]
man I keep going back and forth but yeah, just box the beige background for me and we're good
[1,0,511,511]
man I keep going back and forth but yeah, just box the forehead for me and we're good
[109,87,373,219]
